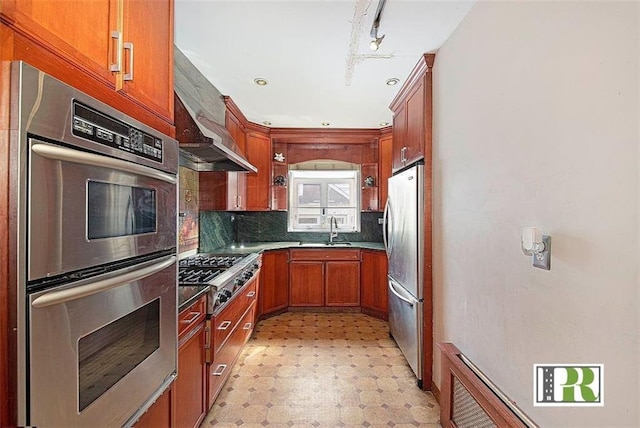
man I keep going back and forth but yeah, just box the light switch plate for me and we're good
[533,235,551,270]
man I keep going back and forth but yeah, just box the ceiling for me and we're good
[174,0,475,129]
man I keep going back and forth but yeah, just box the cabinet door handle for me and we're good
[246,291,256,298]
[237,195,242,208]
[110,31,122,72]
[217,320,232,330]
[243,322,252,330]
[180,311,200,325]
[123,42,134,81]
[212,364,227,376]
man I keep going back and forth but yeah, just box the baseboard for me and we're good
[431,381,440,404]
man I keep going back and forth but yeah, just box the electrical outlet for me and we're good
[532,235,551,270]
[378,217,384,225]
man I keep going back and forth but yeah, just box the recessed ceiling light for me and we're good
[321,122,330,127]
[380,122,389,127]
[386,78,399,86]
[262,121,272,126]
[254,78,268,86]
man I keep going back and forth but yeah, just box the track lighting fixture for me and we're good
[370,34,385,51]
[369,0,387,51]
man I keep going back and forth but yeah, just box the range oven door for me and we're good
[28,138,177,281]
[27,255,177,427]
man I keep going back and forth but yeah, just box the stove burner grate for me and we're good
[178,268,222,285]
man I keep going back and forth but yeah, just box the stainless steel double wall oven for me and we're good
[8,62,179,427]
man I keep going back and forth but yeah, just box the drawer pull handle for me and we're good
[243,322,252,330]
[212,364,227,376]
[204,325,211,350]
[180,312,200,325]
[246,291,256,298]
[218,321,232,330]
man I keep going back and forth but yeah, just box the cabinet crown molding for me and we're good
[389,53,435,112]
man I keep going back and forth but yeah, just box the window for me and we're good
[288,169,360,232]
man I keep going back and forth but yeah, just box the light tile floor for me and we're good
[202,312,441,427]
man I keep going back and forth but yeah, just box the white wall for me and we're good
[432,1,639,427]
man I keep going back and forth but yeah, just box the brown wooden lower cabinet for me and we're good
[134,386,174,428]
[361,249,389,319]
[257,248,388,319]
[325,261,360,306]
[289,261,324,306]
[175,295,207,428]
[208,303,256,408]
[259,250,290,316]
[289,249,361,308]
[207,276,259,409]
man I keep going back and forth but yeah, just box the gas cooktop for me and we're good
[178,252,261,314]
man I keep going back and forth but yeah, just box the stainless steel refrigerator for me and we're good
[384,163,424,386]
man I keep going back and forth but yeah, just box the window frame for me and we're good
[287,169,361,233]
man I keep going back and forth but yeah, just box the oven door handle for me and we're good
[32,255,177,308]
[31,143,177,184]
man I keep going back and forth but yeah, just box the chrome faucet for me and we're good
[329,216,339,243]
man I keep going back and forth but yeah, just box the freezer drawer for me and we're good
[388,277,423,381]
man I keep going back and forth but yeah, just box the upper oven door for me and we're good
[28,138,177,282]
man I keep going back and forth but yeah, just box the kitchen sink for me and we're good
[298,242,352,247]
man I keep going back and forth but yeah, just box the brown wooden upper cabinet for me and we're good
[199,171,246,211]
[120,0,174,124]
[389,54,435,173]
[1,0,175,126]
[378,131,393,210]
[245,131,272,211]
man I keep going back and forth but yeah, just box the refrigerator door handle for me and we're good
[388,278,415,307]
[383,197,390,256]
[384,198,394,257]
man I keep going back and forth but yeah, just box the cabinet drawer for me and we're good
[235,274,259,317]
[212,277,258,356]
[207,303,256,408]
[289,249,360,261]
[179,295,206,340]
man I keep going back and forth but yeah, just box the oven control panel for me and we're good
[71,100,163,163]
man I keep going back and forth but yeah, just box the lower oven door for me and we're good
[27,255,177,427]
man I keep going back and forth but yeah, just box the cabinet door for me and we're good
[392,102,407,171]
[404,78,426,166]
[234,172,247,210]
[289,262,324,306]
[361,250,388,318]
[245,132,271,211]
[175,322,206,428]
[2,0,119,89]
[134,386,173,428]
[259,250,289,316]
[199,171,227,211]
[120,0,174,123]
[325,261,360,306]
[378,134,393,211]
[226,110,246,153]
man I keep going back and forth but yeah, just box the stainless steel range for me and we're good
[179,253,261,314]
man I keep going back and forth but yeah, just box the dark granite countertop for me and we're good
[178,285,209,313]
[215,241,385,253]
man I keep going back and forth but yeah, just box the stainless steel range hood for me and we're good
[174,46,257,173]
